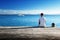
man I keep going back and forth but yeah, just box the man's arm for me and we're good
[39,19,40,25]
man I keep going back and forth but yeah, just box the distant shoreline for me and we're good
[0,14,60,16]
[0,14,18,16]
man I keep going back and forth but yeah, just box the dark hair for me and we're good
[40,13,43,16]
[51,23,55,27]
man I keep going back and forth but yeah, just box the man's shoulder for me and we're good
[39,17,46,19]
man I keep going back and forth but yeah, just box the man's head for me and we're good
[40,13,44,17]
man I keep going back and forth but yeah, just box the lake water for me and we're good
[0,15,60,28]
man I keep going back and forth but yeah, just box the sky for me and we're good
[0,0,60,15]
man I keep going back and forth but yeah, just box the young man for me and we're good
[39,13,46,28]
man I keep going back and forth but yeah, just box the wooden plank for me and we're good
[0,28,60,40]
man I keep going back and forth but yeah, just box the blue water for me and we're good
[0,15,60,28]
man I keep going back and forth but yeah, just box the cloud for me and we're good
[0,9,60,15]
[0,9,17,14]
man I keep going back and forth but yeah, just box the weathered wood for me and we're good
[0,28,60,40]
